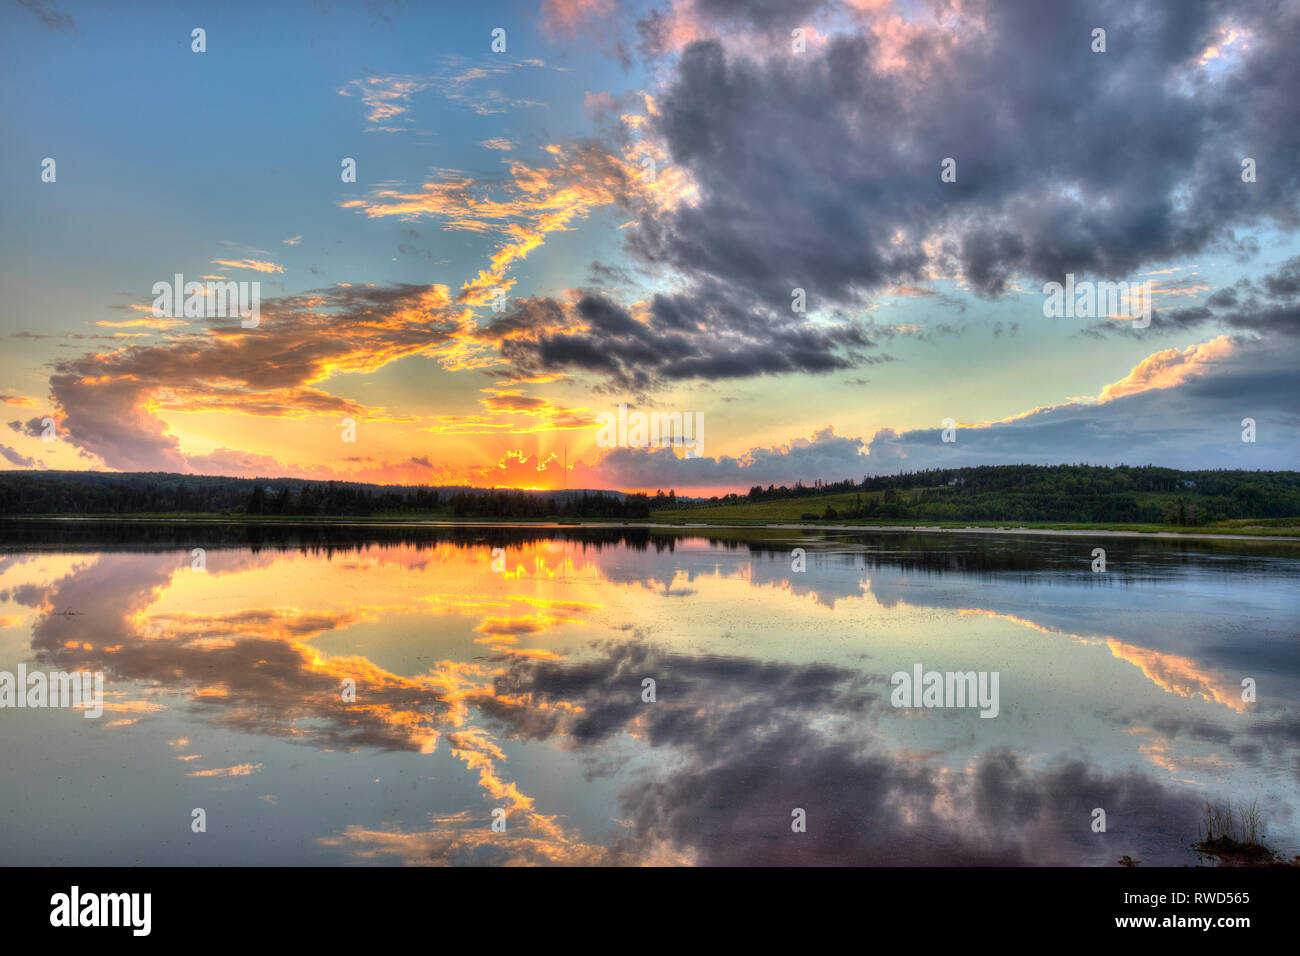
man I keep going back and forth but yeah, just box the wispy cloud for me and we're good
[340,59,548,132]
[17,0,73,30]
[209,259,285,274]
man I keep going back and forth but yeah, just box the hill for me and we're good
[2,464,1298,528]
[650,464,1300,530]
[0,470,643,519]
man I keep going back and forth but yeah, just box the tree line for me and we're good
[1,464,1297,523]
[773,465,1300,524]
[0,471,651,519]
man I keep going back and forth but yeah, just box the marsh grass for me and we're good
[1192,800,1297,866]
[1198,799,1260,844]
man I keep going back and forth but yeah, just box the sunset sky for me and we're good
[3,0,1297,495]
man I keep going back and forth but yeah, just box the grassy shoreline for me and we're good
[5,512,1299,540]
[649,515,1300,537]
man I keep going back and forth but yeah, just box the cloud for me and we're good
[864,334,1300,472]
[1096,336,1234,403]
[485,289,877,392]
[46,283,470,472]
[96,317,188,331]
[540,0,616,38]
[10,417,47,439]
[181,447,311,479]
[17,0,73,30]
[339,74,434,128]
[688,0,829,32]
[339,60,547,130]
[626,0,1300,308]
[1088,254,1300,340]
[344,139,691,309]
[575,424,868,491]
[209,259,285,274]
[0,444,39,468]
[561,322,1295,490]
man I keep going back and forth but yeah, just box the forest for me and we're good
[0,464,1296,524]
[671,464,1300,525]
[0,470,650,519]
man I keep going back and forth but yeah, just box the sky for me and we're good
[1,0,1297,495]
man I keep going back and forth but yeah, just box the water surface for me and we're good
[2,522,1297,865]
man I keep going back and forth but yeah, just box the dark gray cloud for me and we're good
[537,0,1300,393]
[1089,255,1300,339]
[0,444,39,467]
[629,0,1300,305]
[492,290,875,391]
[693,0,829,30]
[10,417,44,438]
[638,0,831,59]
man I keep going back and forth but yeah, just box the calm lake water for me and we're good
[2,521,1298,866]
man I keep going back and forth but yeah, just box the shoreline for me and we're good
[5,515,1299,542]
[760,523,1300,542]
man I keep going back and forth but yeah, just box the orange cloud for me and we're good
[96,317,189,331]
[209,258,285,274]
[47,283,473,472]
[343,140,693,308]
[1097,336,1234,403]
[540,0,615,38]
